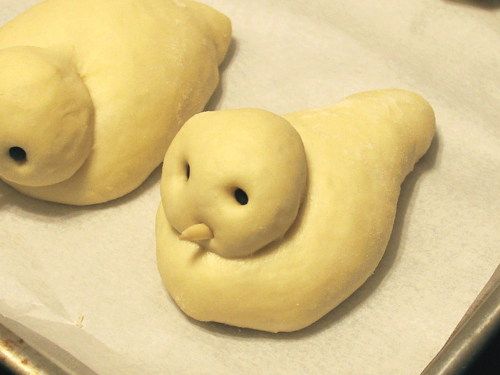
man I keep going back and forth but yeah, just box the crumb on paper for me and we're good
[76,315,85,328]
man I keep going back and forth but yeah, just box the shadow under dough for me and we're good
[188,134,441,339]
[444,0,500,9]
[0,165,162,218]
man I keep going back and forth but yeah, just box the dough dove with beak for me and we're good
[156,89,435,332]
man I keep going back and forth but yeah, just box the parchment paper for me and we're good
[1,0,499,374]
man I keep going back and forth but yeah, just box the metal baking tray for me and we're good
[1,266,498,374]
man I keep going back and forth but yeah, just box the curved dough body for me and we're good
[0,0,231,204]
[156,89,435,332]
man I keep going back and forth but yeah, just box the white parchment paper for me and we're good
[1,0,499,374]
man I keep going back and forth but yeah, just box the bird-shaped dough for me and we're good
[156,89,436,333]
[0,0,231,205]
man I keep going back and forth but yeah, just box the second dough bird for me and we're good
[156,89,436,333]
[0,0,231,205]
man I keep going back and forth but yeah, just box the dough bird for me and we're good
[156,89,436,333]
[0,0,231,205]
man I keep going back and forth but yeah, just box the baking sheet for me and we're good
[1,0,499,374]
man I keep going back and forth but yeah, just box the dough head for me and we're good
[0,46,93,187]
[161,109,307,258]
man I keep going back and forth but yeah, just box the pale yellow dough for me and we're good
[156,89,436,333]
[0,0,231,205]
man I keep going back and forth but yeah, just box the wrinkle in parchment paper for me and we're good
[1,0,499,374]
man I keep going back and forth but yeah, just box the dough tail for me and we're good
[184,0,232,64]
[344,89,436,177]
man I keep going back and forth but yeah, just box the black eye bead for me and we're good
[8,147,27,163]
[185,163,190,180]
[234,188,248,205]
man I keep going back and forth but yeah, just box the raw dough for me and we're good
[162,109,308,258]
[0,0,231,205]
[156,89,436,333]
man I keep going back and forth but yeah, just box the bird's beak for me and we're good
[179,223,214,242]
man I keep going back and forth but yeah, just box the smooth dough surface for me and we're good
[161,109,308,258]
[156,89,436,333]
[0,0,231,205]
